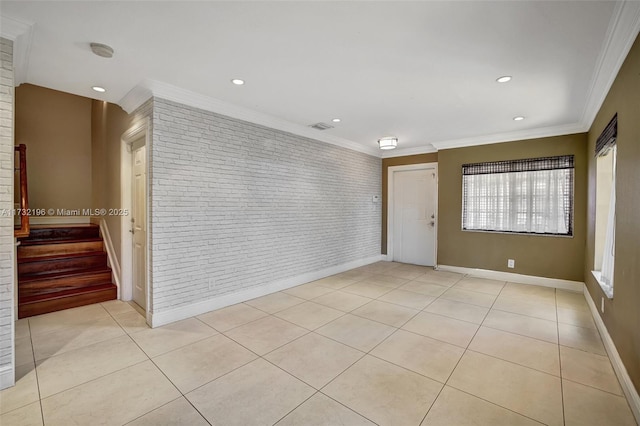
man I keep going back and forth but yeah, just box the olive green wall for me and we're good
[381,153,438,254]
[437,133,587,281]
[585,33,640,394]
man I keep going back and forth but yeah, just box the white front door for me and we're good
[131,141,147,309]
[392,167,437,266]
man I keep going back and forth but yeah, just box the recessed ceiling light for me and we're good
[231,79,245,85]
[92,86,106,93]
[496,76,512,83]
[332,118,341,123]
[513,116,525,121]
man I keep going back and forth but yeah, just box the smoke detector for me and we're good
[309,122,334,131]
[90,43,114,58]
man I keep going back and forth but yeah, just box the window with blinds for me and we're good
[462,155,574,236]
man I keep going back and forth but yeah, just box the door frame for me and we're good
[120,118,150,317]
[387,162,438,264]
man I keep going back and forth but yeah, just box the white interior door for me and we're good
[131,141,147,310]
[392,168,437,266]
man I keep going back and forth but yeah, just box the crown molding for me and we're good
[580,1,640,129]
[0,16,34,85]
[119,79,380,157]
[381,144,437,159]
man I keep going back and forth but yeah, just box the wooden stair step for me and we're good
[23,224,100,242]
[18,283,117,319]
[18,251,108,275]
[18,239,104,259]
[19,267,112,290]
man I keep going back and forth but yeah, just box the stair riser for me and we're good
[20,271,112,292]
[18,287,117,318]
[25,226,100,241]
[18,241,104,258]
[18,253,108,275]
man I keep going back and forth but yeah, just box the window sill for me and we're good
[592,270,613,299]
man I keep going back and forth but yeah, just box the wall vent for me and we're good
[309,122,334,131]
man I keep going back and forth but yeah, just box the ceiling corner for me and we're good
[1,16,34,86]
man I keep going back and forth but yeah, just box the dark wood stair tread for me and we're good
[19,237,104,246]
[19,267,112,282]
[18,250,107,264]
[18,284,117,318]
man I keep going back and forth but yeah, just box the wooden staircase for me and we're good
[18,224,117,318]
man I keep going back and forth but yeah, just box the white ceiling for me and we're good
[2,1,640,157]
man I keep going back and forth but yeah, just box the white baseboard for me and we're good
[583,287,640,424]
[436,265,584,292]
[29,216,90,225]
[91,218,121,298]
[0,365,15,390]
[149,254,383,327]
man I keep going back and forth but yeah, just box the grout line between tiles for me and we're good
[556,288,568,426]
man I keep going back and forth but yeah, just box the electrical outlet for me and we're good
[507,259,515,269]
[601,297,605,313]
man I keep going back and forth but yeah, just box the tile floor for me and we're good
[1,262,637,425]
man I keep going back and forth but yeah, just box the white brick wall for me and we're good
[0,37,15,389]
[150,98,381,313]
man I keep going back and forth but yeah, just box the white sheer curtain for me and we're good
[463,169,571,234]
[600,172,616,297]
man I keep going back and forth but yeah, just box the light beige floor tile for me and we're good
[323,355,442,426]
[560,346,622,395]
[378,289,435,310]
[440,287,497,308]
[402,312,479,348]
[186,358,314,426]
[556,290,589,311]
[484,310,558,343]
[36,335,148,398]
[454,277,505,295]
[225,315,307,355]
[421,386,543,426]
[501,282,557,305]
[265,333,363,388]
[558,323,606,355]
[448,351,563,426]
[244,292,306,314]
[15,319,30,339]
[399,281,449,297]
[15,336,34,368]
[413,271,462,287]
[0,401,43,426]
[275,301,344,330]
[341,281,391,298]
[276,392,375,426]
[130,318,217,358]
[0,364,39,415]
[316,314,395,352]
[352,300,418,327]
[113,311,150,334]
[127,397,209,426]
[153,334,257,393]
[32,315,126,361]
[336,269,374,282]
[365,274,409,288]
[557,306,596,329]
[563,379,636,426]
[424,298,489,324]
[469,327,560,375]
[493,295,557,321]
[283,283,335,300]
[312,290,372,312]
[197,303,267,332]
[41,360,180,426]
[362,261,401,274]
[101,300,137,317]
[312,275,358,290]
[383,268,425,280]
[371,330,464,382]
[28,303,110,336]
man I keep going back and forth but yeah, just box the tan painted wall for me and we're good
[437,133,587,281]
[15,84,92,213]
[585,33,640,394]
[381,153,438,254]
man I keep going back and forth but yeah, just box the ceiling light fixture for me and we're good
[92,86,106,93]
[513,116,525,121]
[378,137,398,150]
[496,76,512,83]
[332,118,341,123]
[231,79,245,85]
[90,43,114,58]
